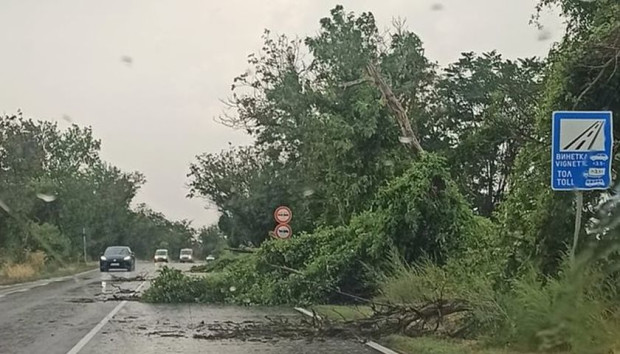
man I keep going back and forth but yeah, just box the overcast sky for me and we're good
[0,0,563,227]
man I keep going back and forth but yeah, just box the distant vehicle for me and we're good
[590,153,609,162]
[206,255,215,262]
[100,246,135,272]
[179,248,194,263]
[153,249,169,263]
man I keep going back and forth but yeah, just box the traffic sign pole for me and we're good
[571,191,583,262]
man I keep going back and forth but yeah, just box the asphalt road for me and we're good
[0,261,375,354]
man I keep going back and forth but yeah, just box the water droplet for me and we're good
[430,3,444,11]
[36,193,57,202]
[399,136,413,144]
[229,286,236,292]
[61,114,72,123]
[537,29,552,41]
[303,189,315,197]
[0,199,10,213]
[121,55,133,66]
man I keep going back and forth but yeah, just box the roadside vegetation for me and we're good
[0,114,200,283]
[145,0,620,352]
[0,250,95,285]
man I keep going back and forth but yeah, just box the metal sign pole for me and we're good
[571,191,583,262]
[82,227,87,263]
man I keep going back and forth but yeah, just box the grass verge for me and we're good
[311,304,373,321]
[311,305,534,354]
[381,335,532,354]
[0,262,97,286]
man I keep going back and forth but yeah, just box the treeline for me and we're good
[170,0,620,351]
[187,8,543,250]
[0,112,197,265]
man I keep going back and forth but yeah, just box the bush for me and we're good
[28,223,71,262]
[142,266,232,303]
[487,260,620,353]
[27,251,46,271]
[189,253,247,273]
[147,154,486,306]
[379,249,501,338]
[2,263,36,281]
[0,250,49,281]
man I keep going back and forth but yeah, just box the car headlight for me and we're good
[123,256,131,261]
[100,256,107,261]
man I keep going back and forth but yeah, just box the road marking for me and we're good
[0,287,31,299]
[293,307,320,319]
[0,269,98,301]
[66,281,147,354]
[293,307,400,354]
[365,341,401,354]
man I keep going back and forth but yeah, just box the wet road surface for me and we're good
[0,261,375,354]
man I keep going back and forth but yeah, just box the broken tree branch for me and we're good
[365,63,424,156]
[573,51,620,109]
[339,77,368,89]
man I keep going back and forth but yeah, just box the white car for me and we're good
[179,248,194,263]
[153,249,169,263]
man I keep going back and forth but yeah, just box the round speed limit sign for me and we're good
[274,224,292,239]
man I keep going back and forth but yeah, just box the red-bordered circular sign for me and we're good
[273,206,292,224]
[274,224,292,239]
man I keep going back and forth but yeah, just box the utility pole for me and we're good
[82,227,87,263]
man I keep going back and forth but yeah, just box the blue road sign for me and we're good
[551,111,613,191]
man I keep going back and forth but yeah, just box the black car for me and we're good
[100,246,136,272]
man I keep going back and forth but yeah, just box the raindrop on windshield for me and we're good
[61,114,72,123]
[303,188,315,197]
[430,3,444,11]
[537,29,552,42]
[36,193,57,202]
[121,55,133,66]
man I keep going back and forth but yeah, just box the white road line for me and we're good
[0,268,97,294]
[365,341,401,354]
[66,281,147,354]
[293,307,321,319]
[0,287,32,299]
[0,269,98,301]
[293,307,400,354]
